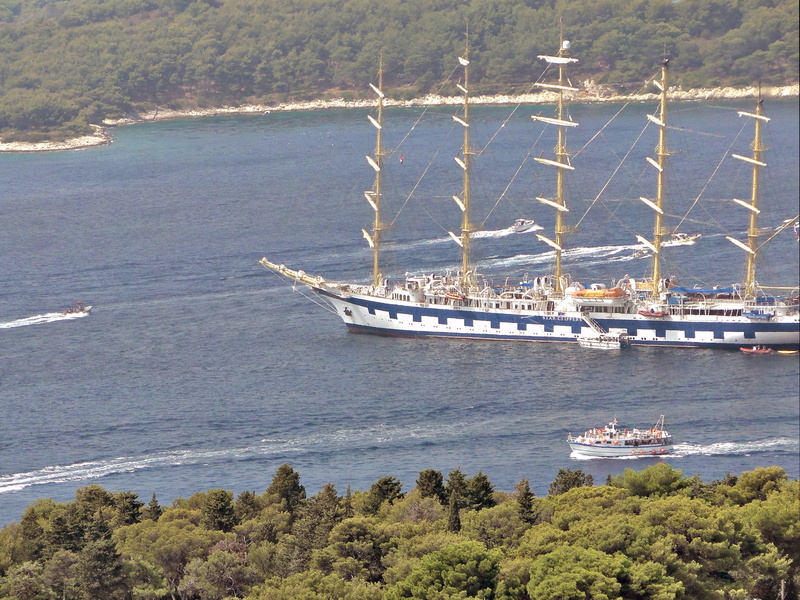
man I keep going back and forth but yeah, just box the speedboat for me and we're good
[62,302,91,315]
[662,232,701,247]
[510,218,538,233]
[568,416,673,457]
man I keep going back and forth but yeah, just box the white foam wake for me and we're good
[483,243,641,270]
[472,224,544,239]
[0,311,89,329]
[0,422,456,494]
[672,437,799,457]
[570,437,798,461]
[0,447,298,494]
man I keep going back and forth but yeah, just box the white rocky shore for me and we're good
[1,83,797,153]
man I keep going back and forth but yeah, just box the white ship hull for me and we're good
[318,287,799,349]
[569,442,673,457]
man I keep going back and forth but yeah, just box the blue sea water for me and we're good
[0,99,798,527]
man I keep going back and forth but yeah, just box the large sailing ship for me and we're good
[260,43,800,350]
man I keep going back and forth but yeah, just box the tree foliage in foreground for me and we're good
[0,463,797,599]
[0,0,797,138]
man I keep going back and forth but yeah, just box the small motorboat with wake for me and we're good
[62,302,91,316]
[510,218,540,233]
[662,232,701,247]
[568,415,673,457]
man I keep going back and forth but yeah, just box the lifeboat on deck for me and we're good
[638,308,669,318]
[572,285,628,307]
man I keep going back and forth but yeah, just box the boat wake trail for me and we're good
[473,224,544,239]
[672,437,799,457]
[0,312,89,329]
[0,422,460,495]
[389,225,544,252]
[484,244,641,270]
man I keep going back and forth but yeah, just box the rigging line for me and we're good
[674,117,749,233]
[267,272,338,315]
[388,130,452,231]
[572,71,655,158]
[758,213,800,249]
[666,124,725,139]
[474,69,552,159]
[482,149,531,225]
[388,62,463,155]
[392,106,431,153]
[476,66,559,224]
[573,101,633,158]
[482,127,548,226]
[574,121,650,229]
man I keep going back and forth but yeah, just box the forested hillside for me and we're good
[0,0,797,141]
[0,464,796,599]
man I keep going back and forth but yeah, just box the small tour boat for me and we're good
[740,345,775,354]
[577,333,630,349]
[62,302,92,315]
[568,416,673,457]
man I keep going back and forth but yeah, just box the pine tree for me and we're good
[266,464,306,514]
[342,485,354,518]
[447,489,461,533]
[234,490,262,522]
[515,478,536,524]
[445,467,468,509]
[141,493,163,521]
[363,477,404,515]
[201,489,237,532]
[466,471,496,511]
[416,469,447,505]
[548,469,594,495]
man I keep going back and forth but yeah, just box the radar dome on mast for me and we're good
[562,40,570,50]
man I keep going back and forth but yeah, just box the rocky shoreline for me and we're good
[1,83,797,153]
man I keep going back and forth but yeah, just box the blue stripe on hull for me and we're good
[344,322,579,342]
[344,323,799,349]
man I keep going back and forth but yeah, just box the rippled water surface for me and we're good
[1,100,798,526]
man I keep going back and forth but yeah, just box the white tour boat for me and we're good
[568,416,673,457]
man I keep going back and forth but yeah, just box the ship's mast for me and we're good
[553,44,570,292]
[450,40,476,287]
[636,59,669,295]
[533,39,578,294]
[363,55,386,287]
[727,96,769,297]
[744,99,765,296]
[652,60,668,293]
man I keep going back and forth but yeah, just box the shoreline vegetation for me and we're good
[0,464,797,598]
[1,83,797,153]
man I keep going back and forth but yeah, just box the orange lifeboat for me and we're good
[572,287,626,299]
